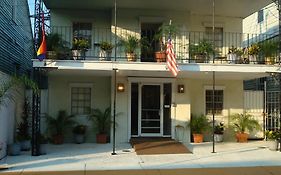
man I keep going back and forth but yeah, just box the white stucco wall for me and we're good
[243,3,279,36]
[47,74,111,142]
[0,72,24,159]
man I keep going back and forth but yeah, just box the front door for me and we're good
[140,84,162,136]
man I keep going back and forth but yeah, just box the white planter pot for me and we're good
[99,50,112,61]
[268,140,278,151]
[214,134,223,142]
[72,50,86,60]
[249,55,257,64]
[227,53,237,64]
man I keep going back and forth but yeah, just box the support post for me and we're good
[211,0,216,153]
[112,68,117,155]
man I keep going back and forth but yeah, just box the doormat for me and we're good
[130,138,191,155]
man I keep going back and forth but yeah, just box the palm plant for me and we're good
[0,75,38,108]
[230,113,261,133]
[88,107,113,143]
[187,114,211,143]
[231,113,261,142]
[89,107,111,134]
[46,110,76,144]
[187,114,211,134]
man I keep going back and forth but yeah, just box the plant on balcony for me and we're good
[120,35,140,61]
[46,33,71,60]
[247,44,260,64]
[72,37,90,60]
[46,110,76,144]
[187,114,211,143]
[99,41,114,61]
[190,40,214,63]
[153,23,178,62]
[259,40,278,65]
[228,46,244,64]
[230,113,261,143]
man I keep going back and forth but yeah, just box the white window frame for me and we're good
[69,83,93,116]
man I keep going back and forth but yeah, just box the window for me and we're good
[71,87,91,115]
[73,22,92,47]
[205,27,223,55]
[258,10,264,23]
[205,90,223,115]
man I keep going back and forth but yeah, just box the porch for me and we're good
[2,141,281,172]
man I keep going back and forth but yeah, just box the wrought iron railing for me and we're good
[46,26,280,64]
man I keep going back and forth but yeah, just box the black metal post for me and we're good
[112,68,117,155]
[31,68,40,156]
[114,0,117,62]
[212,0,216,153]
[277,73,281,152]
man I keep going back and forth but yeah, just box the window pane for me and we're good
[205,90,223,114]
[71,87,91,115]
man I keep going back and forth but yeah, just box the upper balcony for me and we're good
[43,26,280,65]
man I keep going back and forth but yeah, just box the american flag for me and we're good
[166,37,179,76]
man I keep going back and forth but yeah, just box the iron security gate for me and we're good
[266,91,281,131]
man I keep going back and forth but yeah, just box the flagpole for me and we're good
[212,0,216,154]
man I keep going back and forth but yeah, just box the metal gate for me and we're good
[266,91,281,131]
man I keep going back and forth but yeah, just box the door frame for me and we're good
[127,77,176,140]
[138,83,163,137]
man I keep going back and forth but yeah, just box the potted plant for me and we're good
[99,41,114,61]
[16,99,31,151]
[214,122,224,142]
[72,37,90,60]
[39,134,48,155]
[190,40,214,63]
[265,130,280,151]
[46,33,71,60]
[259,40,278,65]
[228,46,244,64]
[46,110,76,144]
[88,107,112,143]
[187,114,211,143]
[153,23,178,62]
[120,35,140,61]
[230,113,261,143]
[247,44,260,64]
[72,124,87,144]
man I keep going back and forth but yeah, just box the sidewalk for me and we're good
[0,141,281,174]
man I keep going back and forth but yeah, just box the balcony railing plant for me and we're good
[45,26,280,65]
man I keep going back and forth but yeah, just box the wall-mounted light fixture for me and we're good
[178,84,184,93]
[117,83,125,92]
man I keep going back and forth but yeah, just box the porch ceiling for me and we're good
[43,0,271,18]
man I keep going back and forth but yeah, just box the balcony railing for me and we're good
[46,26,280,65]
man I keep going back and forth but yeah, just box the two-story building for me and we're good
[34,0,278,144]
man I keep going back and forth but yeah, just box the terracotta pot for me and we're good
[265,57,275,65]
[53,134,64,144]
[126,53,137,61]
[236,132,248,143]
[193,134,203,143]
[154,51,166,62]
[96,134,107,144]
